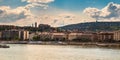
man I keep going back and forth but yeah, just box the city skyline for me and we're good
[0,0,120,27]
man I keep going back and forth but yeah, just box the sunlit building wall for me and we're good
[114,30,120,41]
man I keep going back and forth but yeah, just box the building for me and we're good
[51,32,66,40]
[39,32,52,40]
[29,33,37,40]
[91,33,98,42]
[29,32,53,41]
[114,30,120,41]
[68,33,78,40]
[0,32,2,39]
[1,29,29,40]
[2,30,20,40]
[35,22,37,28]
[77,33,93,41]
[20,30,29,40]
[98,32,114,42]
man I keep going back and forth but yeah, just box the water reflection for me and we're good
[0,44,120,60]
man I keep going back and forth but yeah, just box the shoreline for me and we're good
[0,41,120,49]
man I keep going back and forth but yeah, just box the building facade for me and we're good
[51,32,66,40]
[1,30,29,40]
[114,30,120,41]
[68,33,78,40]
[39,32,52,40]
[20,31,29,40]
[98,32,114,42]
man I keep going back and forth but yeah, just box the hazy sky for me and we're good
[0,0,120,27]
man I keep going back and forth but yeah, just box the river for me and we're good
[0,44,120,60]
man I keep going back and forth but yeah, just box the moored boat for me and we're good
[0,45,10,48]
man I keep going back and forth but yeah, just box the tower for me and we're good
[32,24,34,27]
[96,19,98,23]
[35,22,37,28]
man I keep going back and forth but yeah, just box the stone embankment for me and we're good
[0,41,120,48]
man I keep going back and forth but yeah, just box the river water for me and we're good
[0,44,120,60]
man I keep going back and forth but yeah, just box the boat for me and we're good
[0,45,10,48]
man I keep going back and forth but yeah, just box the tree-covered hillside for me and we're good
[59,22,120,31]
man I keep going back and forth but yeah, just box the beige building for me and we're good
[29,32,66,41]
[0,32,2,39]
[39,32,52,40]
[91,33,98,42]
[51,32,66,40]
[77,33,93,40]
[68,32,83,40]
[68,33,78,40]
[67,32,94,41]
[114,30,120,41]
[98,32,113,42]
[20,30,29,40]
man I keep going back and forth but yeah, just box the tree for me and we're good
[33,36,40,41]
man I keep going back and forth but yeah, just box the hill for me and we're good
[59,22,120,31]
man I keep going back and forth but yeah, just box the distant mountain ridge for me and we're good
[59,22,120,31]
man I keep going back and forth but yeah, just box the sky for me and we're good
[0,0,120,27]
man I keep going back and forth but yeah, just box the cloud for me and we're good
[0,9,94,27]
[0,0,90,27]
[83,2,120,21]
[0,0,54,23]
[22,0,54,9]
[5,13,77,27]
[53,19,58,24]
[0,6,33,23]
[23,0,54,3]
[0,0,95,27]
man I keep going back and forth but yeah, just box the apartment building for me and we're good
[98,32,114,42]
[114,30,120,41]
[1,29,29,40]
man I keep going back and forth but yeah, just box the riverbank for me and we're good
[1,44,120,60]
[0,41,120,48]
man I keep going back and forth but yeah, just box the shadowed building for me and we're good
[1,29,29,40]
[35,22,37,28]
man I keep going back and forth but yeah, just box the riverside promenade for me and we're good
[0,41,120,48]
